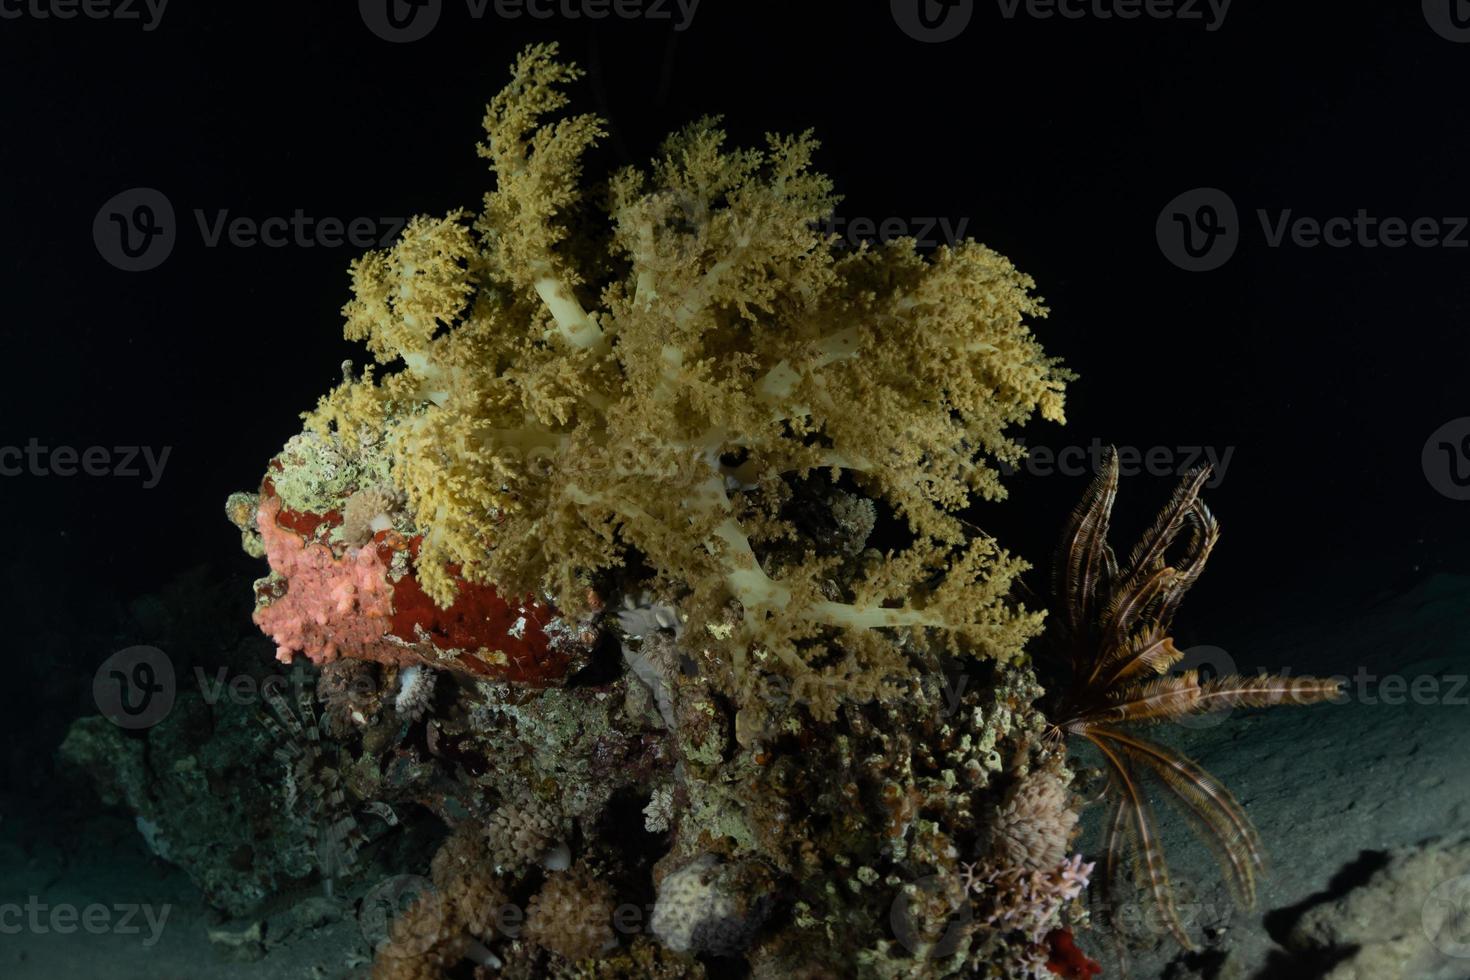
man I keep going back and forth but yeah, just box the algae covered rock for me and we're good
[1286,836,1470,980]
[59,689,318,915]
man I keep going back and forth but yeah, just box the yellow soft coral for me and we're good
[309,42,1070,707]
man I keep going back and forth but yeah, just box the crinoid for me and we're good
[1043,448,1342,949]
[259,671,374,895]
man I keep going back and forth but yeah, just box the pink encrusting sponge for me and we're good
[251,489,594,685]
[254,494,398,666]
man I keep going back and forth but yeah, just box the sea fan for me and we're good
[1044,448,1342,949]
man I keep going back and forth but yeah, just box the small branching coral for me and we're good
[1043,449,1343,949]
[304,42,1070,713]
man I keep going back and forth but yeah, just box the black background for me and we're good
[3,1,1467,675]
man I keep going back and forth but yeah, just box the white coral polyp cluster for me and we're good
[341,486,399,547]
[650,854,761,956]
[393,665,436,721]
[986,771,1079,870]
[484,794,561,872]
